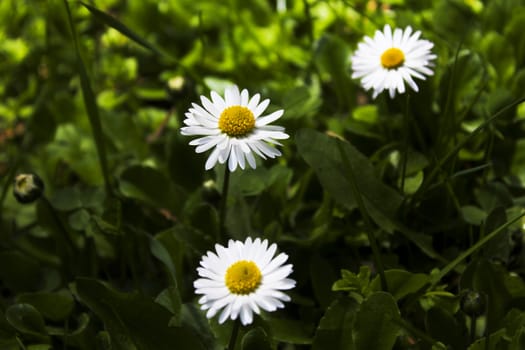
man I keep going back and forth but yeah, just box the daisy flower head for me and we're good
[180,85,289,172]
[194,237,296,326]
[351,24,436,99]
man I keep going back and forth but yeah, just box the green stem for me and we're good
[227,320,241,350]
[63,0,112,196]
[219,166,231,242]
[400,94,410,193]
[336,141,388,291]
[470,315,477,343]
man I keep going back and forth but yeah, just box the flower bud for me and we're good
[461,290,487,317]
[13,173,44,204]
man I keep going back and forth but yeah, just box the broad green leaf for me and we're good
[267,318,313,345]
[370,270,429,301]
[27,345,52,350]
[16,290,74,321]
[313,34,354,110]
[179,304,217,350]
[467,328,506,350]
[352,105,378,124]
[310,254,337,308]
[6,303,47,336]
[241,327,272,350]
[0,338,20,350]
[312,298,358,350]
[296,129,402,233]
[151,234,183,323]
[482,206,511,263]
[68,209,91,231]
[281,85,322,120]
[353,292,401,350]
[425,307,465,349]
[461,205,487,225]
[72,278,205,350]
[119,165,183,214]
[0,251,43,292]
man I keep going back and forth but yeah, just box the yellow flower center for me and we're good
[218,106,255,137]
[380,47,405,69]
[225,260,262,295]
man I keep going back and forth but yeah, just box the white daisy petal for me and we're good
[256,110,284,126]
[194,237,295,325]
[211,91,227,111]
[180,85,288,171]
[200,95,221,117]
[253,98,271,118]
[240,89,250,106]
[225,85,241,105]
[351,24,436,99]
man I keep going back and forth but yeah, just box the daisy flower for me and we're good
[194,237,295,326]
[351,24,436,99]
[180,85,289,171]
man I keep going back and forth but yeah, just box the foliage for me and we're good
[2,0,525,349]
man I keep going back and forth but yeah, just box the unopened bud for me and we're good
[13,173,44,204]
[461,290,486,317]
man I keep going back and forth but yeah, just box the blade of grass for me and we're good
[430,211,525,288]
[77,1,202,84]
[78,1,164,57]
[64,0,111,195]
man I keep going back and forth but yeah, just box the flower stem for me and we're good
[219,166,231,242]
[400,94,410,193]
[470,315,477,343]
[227,320,241,350]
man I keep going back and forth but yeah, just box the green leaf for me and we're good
[119,165,183,214]
[151,235,183,326]
[68,209,91,231]
[461,205,487,225]
[467,328,506,350]
[72,278,206,350]
[332,266,372,302]
[314,34,354,109]
[310,254,337,308]
[241,327,272,350]
[370,270,429,301]
[16,290,74,322]
[425,307,465,349]
[353,292,401,350]
[0,251,43,292]
[267,318,313,345]
[6,303,47,336]
[296,129,402,233]
[179,304,217,350]
[312,298,358,350]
